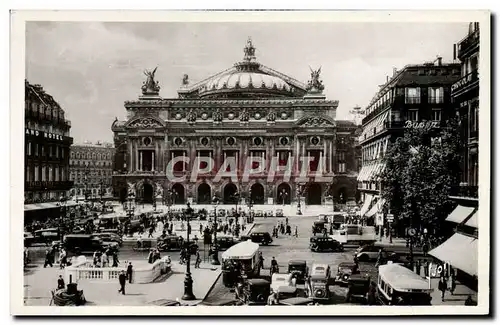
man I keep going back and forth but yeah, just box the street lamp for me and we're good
[182,202,196,301]
[296,185,303,215]
[58,195,67,242]
[211,195,221,265]
[233,192,240,233]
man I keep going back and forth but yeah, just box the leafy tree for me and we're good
[379,118,463,236]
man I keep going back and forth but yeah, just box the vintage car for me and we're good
[278,297,316,306]
[309,236,344,252]
[240,232,273,246]
[215,235,239,251]
[235,278,271,305]
[275,285,299,301]
[306,264,332,302]
[92,232,123,247]
[275,209,284,217]
[354,244,398,262]
[345,274,371,303]
[288,260,308,285]
[334,262,360,285]
[312,221,327,234]
[271,273,294,293]
[377,263,433,305]
[157,235,184,251]
[33,228,60,245]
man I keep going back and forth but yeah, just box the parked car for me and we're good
[345,274,371,303]
[334,262,360,285]
[33,228,60,245]
[275,209,284,217]
[354,244,397,262]
[288,260,308,285]
[306,264,332,302]
[312,221,327,234]
[309,236,344,252]
[215,235,239,251]
[235,278,271,305]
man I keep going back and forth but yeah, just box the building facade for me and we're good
[357,59,461,224]
[69,142,115,200]
[112,39,353,206]
[24,80,73,220]
[334,120,361,203]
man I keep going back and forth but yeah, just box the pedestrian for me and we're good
[194,249,201,269]
[294,226,298,238]
[258,252,265,270]
[415,259,421,276]
[126,262,133,283]
[199,223,203,234]
[147,249,154,264]
[375,249,384,268]
[154,249,161,263]
[449,269,456,295]
[423,260,429,277]
[438,276,447,302]
[112,250,119,267]
[57,275,65,290]
[101,250,108,268]
[118,270,127,295]
[44,250,53,268]
[59,249,67,269]
[422,241,429,257]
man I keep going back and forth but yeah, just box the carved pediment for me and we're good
[296,115,336,128]
[127,117,165,129]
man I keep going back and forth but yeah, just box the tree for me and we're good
[379,118,463,236]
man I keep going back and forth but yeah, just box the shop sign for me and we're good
[404,120,440,130]
[25,128,65,141]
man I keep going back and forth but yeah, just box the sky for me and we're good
[26,21,469,144]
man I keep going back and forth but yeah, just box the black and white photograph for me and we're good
[10,10,490,316]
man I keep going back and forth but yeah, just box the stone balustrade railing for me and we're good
[65,256,171,284]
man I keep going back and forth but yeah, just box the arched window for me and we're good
[97,153,101,160]
[71,152,75,159]
[92,153,96,160]
[87,153,91,159]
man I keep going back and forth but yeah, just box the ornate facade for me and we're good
[112,39,350,206]
[69,142,115,199]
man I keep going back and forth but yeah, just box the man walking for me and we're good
[57,275,65,290]
[194,249,201,269]
[438,276,447,302]
[126,262,133,283]
[118,270,127,295]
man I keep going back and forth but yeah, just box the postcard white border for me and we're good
[10,9,491,316]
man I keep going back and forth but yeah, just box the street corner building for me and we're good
[24,80,74,222]
[111,39,359,207]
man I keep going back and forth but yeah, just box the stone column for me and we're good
[265,138,271,172]
[293,136,300,176]
[329,139,333,174]
[139,151,143,171]
[214,137,221,171]
[323,139,328,174]
[134,140,139,172]
[128,140,133,173]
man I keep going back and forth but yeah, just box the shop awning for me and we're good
[365,201,379,218]
[445,205,475,224]
[429,233,478,276]
[357,166,368,182]
[24,202,60,211]
[464,211,478,228]
[359,194,373,216]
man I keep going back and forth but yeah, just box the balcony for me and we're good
[457,29,479,59]
[384,120,405,130]
[449,185,478,200]
[25,180,74,191]
[451,70,479,97]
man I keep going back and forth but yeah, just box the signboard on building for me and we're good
[376,213,384,226]
[25,128,68,142]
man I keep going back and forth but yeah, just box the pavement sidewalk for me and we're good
[24,261,221,306]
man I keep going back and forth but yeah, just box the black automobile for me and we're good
[288,260,308,285]
[240,232,273,246]
[334,262,360,285]
[309,236,344,252]
[157,235,184,251]
[63,234,105,255]
[312,221,326,234]
[345,274,371,303]
[33,228,60,246]
[215,235,238,251]
[236,278,271,305]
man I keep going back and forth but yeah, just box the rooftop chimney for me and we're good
[386,76,389,82]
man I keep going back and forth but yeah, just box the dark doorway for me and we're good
[276,183,291,205]
[306,183,322,205]
[197,183,211,204]
[172,183,185,204]
[119,187,127,203]
[143,183,154,204]
[250,183,265,204]
[223,183,238,204]
[337,187,347,204]
[141,150,154,172]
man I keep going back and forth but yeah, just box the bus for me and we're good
[221,240,261,287]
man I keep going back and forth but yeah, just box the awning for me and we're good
[429,233,478,276]
[359,194,373,216]
[375,163,386,181]
[357,166,368,182]
[464,211,478,228]
[445,205,475,224]
[24,202,60,212]
[365,201,379,218]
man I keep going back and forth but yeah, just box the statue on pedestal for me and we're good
[142,67,161,95]
[306,66,325,93]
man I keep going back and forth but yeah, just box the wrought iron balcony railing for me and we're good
[451,70,479,96]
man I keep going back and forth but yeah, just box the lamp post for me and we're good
[59,196,67,242]
[211,195,220,265]
[233,191,240,230]
[296,185,303,215]
[100,180,104,212]
[182,202,196,301]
